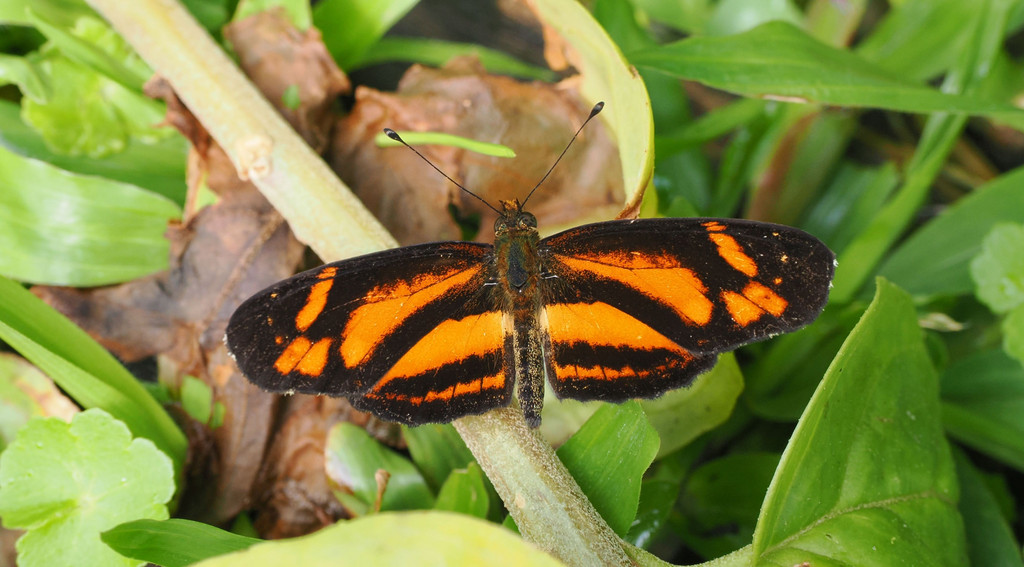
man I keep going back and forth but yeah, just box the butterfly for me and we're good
[225,103,835,427]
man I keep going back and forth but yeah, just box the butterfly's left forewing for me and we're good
[538,217,834,402]
[226,241,512,425]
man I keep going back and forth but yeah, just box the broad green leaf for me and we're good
[952,449,1023,566]
[0,409,174,567]
[556,401,659,536]
[878,166,1024,297]
[677,452,780,559]
[941,349,1024,471]
[194,511,563,567]
[753,279,965,565]
[357,37,557,82]
[102,519,262,567]
[529,0,654,210]
[970,223,1024,313]
[434,462,489,519]
[0,99,187,203]
[641,353,743,457]
[0,145,180,286]
[0,275,187,468]
[313,0,418,69]
[403,423,474,492]
[631,21,1024,128]
[0,353,77,451]
[324,422,434,515]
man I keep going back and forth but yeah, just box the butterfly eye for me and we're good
[518,214,537,229]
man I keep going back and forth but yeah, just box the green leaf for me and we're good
[357,37,557,82]
[677,452,780,559]
[941,349,1024,471]
[1003,304,1024,366]
[0,0,94,27]
[529,0,654,208]
[312,0,418,69]
[753,279,965,564]
[631,21,1024,127]
[180,376,213,425]
[970,223,1024,313]
[556,401,659,536]
[28,12,152,89]
[376,130,516,158]
[433,463,489,519]
[0,409,174,567]
[952,449,1023,566]
[654,98,765,156]
[403,423,474,492]
[0,53,50,101]
[0,275,187,469]
[0,99,187,203]
[855,0,976,81]
[324,423,434,515]
[831,1,1012,303]
[0,145,180,286]
[641,353,743,457]
[0,353,76,451]
[21,51,169,157]
[193,511,563,567]
[878,166,1024,297]
[102,519,262,567]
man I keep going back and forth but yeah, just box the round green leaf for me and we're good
[971,223,1024,313]
[0,409,174,567]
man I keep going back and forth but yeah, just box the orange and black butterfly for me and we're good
[226,103,834,427]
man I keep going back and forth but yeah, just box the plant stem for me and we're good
[455,407,632,566]
[83,1,632,564]
[85,0,396,258]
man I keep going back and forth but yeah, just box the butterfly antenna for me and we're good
[383,128,502,216]
[520,101,605,208]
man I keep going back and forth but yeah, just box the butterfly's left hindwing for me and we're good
[537,217,834,402]
[225,241,513,425]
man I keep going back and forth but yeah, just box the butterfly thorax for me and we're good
[493,200,542,301]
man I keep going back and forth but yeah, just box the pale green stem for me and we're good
[83,1,633,564]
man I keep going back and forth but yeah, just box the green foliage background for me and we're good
[1,0,1024,566]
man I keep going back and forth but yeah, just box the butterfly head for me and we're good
[494,199,537,237]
